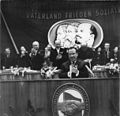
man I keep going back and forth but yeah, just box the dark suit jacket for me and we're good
[30,51,44,70]
[60,59,89,78]
[17,53,31,68]
[1,53,17,69]
[110,51,119,63]
[50,48,68,69]
[92,51,103,65]
[101,49,111,65]
[78,46,94,60]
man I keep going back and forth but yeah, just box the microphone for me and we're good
[85,65,94,77]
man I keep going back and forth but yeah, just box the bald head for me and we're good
[5,48,11,55]
[32,41,39,50]
[104,43,110,50]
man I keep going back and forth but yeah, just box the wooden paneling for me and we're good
[0,74,119,116]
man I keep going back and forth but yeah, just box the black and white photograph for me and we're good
[0,0,120,116]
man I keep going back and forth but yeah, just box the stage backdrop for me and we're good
[1,1,120,54]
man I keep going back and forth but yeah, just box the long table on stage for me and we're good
[0,72,119,116]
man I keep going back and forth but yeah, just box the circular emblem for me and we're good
[48,19,103,49]
[52,83,90,116]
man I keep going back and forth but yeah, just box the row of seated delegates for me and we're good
[30,40,93,74]
[92,43,119,66]
[18,41,45,70]
[41,46,90,79]
[44,40,94,69]
[1,41,118,78]
[1,47,30,70]
[1,41,44,70]
[42,40,95,79]
[0,41,90,79]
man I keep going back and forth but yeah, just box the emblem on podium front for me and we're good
[52,83,90,116]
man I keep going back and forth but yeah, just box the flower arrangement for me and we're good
[107,63,119,76]
[11,67,30,77]
[40,66,58,79]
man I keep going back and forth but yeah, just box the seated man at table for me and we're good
[59,47,89,78]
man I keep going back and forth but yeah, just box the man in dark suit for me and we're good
[29,41,44,70]
[101,43,111,65]
[60,47,89,78]
[1,48,17,69]
[17,46,31,68]
[50,40,68,69]
[92,47,102,66]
